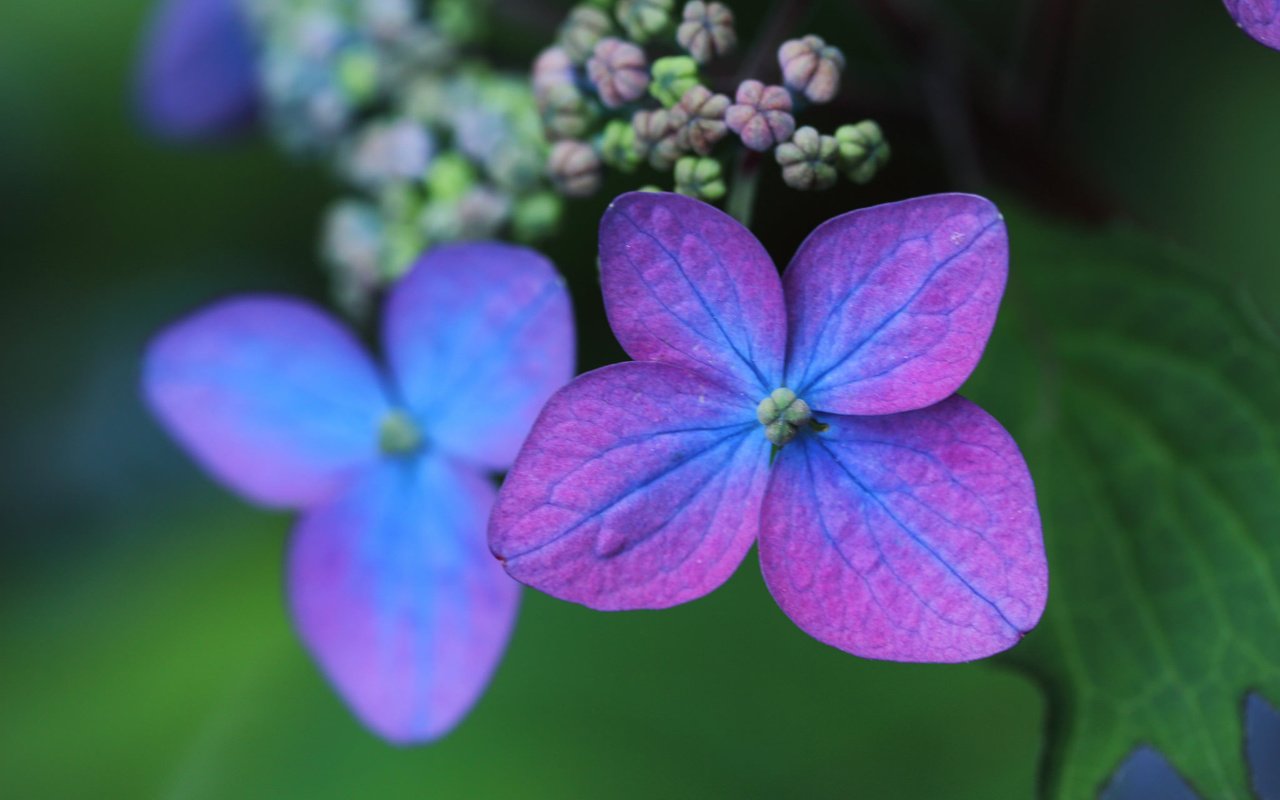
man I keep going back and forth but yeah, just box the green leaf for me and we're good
[967,208,1280,799]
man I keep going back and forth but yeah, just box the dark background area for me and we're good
[2,0,1277,797]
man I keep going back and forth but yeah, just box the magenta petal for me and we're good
[759,396,1046,662]
[135,0,259,141]
[143,296,389,508]
[600,192,786,393]
[288,455,519,744]
[489,362,768,610]
[1225,0,1280,49]
[383,242,574,470]
[782,194,1008,415]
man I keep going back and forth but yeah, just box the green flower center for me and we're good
[378,409,424,456]
[756,387,814,446]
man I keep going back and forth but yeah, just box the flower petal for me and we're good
[759,395,1046,662]
[489,362,769,610]
[1225,0,1280,50]
[383,242,574,470]
[135,0,259,141]
[288,455,518,744]
[143,296,389,508]
[600,192,786,394]
[783,194,1008,415]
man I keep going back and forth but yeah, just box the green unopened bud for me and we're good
[426,153,476,201]
[512,191,564,241]
[616,0,674,42]
[337,47,380,102]
[434,0,487,43]
[766,420,797,446]
[834,120,890,185]
[600,119,641,171]
[674,156,725,201]
[541,84,597,140]
[559,5,615,63]
[776,126,838,191]
[649,56,700,107]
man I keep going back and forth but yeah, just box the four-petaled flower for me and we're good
[1224,0,1280,50]
[144,244,574,742]
[490,192,1048,662]
[135,0,259,141]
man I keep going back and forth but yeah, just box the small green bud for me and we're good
[766,420,797,446]
[337,47,380,103]
[674,156,725,201]
[559,5,615,63]
[512,191,564,241]
[616,0,674,43]
[434,0,488,43]
[540,83,597,140]
[756,395,780,425]
[770,387,797,408]
[649,56,700,107]
[834,120,890,184]
[775,126,839,191]
[426,153,477,201]
[600,119,641,171]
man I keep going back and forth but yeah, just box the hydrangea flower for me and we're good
[135,0,259,140]
[144,244,574,741]
[490,192,1048,662]
[1224,0,1280,49]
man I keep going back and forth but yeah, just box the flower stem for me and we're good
[726,149,761,228]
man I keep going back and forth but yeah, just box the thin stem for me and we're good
[726,150,762,228]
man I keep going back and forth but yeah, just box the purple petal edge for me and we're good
[143,295,389,509]
[135,0,259,141]
[782,193,1008,416]
[489,361,769,610]
[1225,0,1280,50]
[759,395,1047,662]
[600,192,786,395]
[289,455,519,744]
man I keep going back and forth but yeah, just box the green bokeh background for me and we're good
[1,1,1276,797]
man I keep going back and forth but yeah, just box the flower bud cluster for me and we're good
[532,2,887,205]
[241,0,559,317]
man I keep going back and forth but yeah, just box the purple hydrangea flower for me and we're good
[1224,0,1280,49]
[135,0,259,141]
[489,192,1047,662]
[144,244,574,741]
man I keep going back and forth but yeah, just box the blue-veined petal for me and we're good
[490,362,768,610]
[759,396,1046,662]
[288,454,518,744]
[382,242,574,470]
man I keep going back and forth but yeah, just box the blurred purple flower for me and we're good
[1224,0,1280,49]
[490,192,1047,663]
[135,0,259,141]
[144,244,575,742]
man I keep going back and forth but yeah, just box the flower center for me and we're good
[756,387,813,446]
[378,409,424,456]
